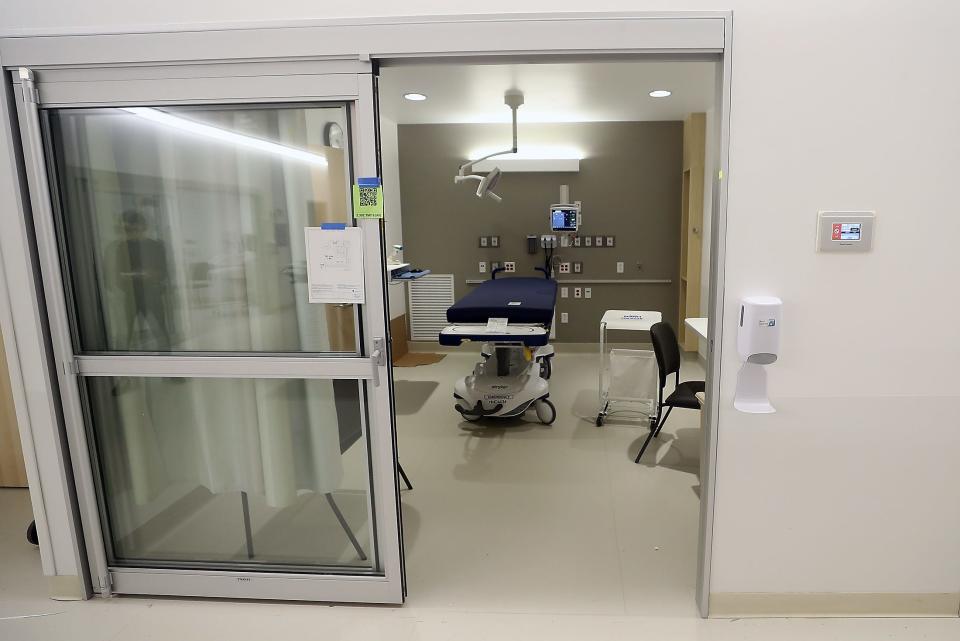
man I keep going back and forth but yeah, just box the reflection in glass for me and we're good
[86,376,373,570]
[46,105,356,353]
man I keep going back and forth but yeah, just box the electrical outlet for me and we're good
[584,236,592,247]
[573,262,583,274]
[490,236,500,248]
[573,236,581,247]
[504,261,516,273]
[594,236,603,247]
[559,262,571,274]
[606,236,615,247]
[561,287,569,298]
[616,261,624,274]
[479,261,487,273]
[574,287,583,299]
[584,287,592,299]
[560,312,569,324]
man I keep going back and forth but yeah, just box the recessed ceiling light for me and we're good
[403,93,427,102]
[649,90,672,98]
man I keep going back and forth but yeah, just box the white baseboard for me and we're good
[709,592,960,618]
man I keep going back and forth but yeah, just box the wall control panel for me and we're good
[816,211,875,253]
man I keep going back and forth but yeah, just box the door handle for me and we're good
[371,337,386,386]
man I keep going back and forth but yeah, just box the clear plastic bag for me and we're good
[607,349,658,403]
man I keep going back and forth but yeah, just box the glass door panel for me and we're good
[46,105,356,353]
[85,376,374,571]
[20,88,401,601]
[16,61,401,602]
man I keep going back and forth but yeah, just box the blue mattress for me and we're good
[447,277,558,325]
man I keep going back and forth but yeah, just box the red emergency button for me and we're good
[832,223,842,240]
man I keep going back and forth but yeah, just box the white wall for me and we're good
[379,116,406,320]
[3,0,960,605]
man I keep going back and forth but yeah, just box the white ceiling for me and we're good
[379,61,716,125]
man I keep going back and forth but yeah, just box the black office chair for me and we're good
[634,321,705,463]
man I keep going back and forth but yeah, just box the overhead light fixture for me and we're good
[455,89,525,202]
[403,93,428,101]
[649,89,672,98]
[120,107,328,166]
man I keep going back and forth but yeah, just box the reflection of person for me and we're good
[109,210,172,349]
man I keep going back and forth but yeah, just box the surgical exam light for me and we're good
[454,90,524,203]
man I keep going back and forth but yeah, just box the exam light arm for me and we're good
[455,146,514,180]
[452,89,522,202]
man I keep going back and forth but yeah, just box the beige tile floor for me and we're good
[395,352,703,617]
[1,351,958,640]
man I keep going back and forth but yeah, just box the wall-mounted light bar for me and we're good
[471,158,579,172]
[467,145,583,173]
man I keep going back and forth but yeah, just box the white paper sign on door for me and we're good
[305,226,365,304]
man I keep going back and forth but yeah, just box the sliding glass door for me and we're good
[14,65,403,603]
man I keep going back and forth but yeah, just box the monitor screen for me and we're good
[832,222,862,241]
[551,208,579,231]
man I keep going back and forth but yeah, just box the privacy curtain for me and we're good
[51,106,355,529]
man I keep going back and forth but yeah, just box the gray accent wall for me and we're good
[397,122,682,343]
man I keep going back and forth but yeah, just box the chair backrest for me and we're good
[650,321,682,387]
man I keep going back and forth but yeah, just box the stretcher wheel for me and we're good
[539,358,552,380]
[460,408,481,422]
[535,399,556,425]
[595,414,604,427]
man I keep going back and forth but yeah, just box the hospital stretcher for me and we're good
[440,274,557,424]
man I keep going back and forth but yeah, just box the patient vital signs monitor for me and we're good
[550,204,581,232]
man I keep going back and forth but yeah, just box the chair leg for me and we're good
[398,463,413,491]
[634,428,658,463]
[653,406,674,438]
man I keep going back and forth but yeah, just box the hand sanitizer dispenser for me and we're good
[734,296,782,413]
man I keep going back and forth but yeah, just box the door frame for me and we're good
[0,11,733,616]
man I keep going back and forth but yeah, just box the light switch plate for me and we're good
[606,236,615,247]
[584,236,592,247]
[561,287,569,298]
[560,312,569,324]
[573,236,582,247]
[817,211,875,252]
[584,287,592,299]
[616,261,624,273]
[595,236,604,247]
[479,236,488,248]
[573,262,583,274]
[490,235,500,248]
